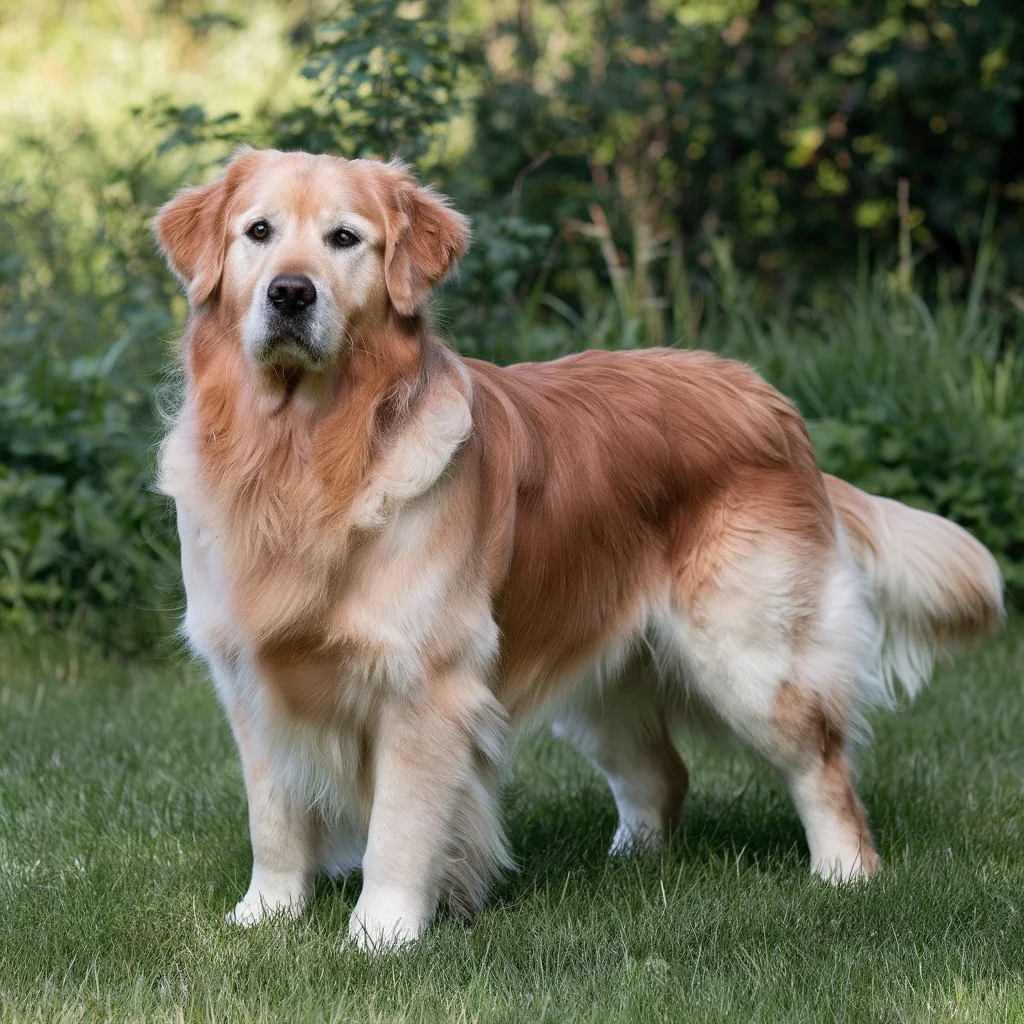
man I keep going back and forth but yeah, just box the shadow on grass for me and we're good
[499,777,808,895]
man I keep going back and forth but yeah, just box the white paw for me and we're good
[811,848,879,885]
[347,890,429,952]
[609,822,665,857]
[225,885,308,927]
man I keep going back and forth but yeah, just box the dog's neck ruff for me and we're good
[159,309,473,649]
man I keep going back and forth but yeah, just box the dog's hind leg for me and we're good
[552,668,689,855]
[662,543,882,882]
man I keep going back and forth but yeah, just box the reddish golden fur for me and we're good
[181,323,836,722]
[467,350,836,713]
[153,149,1003,946]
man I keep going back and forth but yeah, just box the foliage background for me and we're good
[0,0,1022,647]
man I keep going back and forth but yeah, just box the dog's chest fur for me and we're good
[158,362,495,738]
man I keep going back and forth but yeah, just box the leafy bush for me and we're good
[161,0,1024,325]
[0,348,179,648]
[0,135,183,647]
[459,0,1024,284]
[2,0,1023,648]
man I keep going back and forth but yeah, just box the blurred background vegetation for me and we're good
[0,0,1022,649]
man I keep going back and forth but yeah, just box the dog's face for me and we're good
[154,149,469,374]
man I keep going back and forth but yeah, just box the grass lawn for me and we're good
[1,627,1023,1023]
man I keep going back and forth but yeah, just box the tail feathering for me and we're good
[825,474,1005,699]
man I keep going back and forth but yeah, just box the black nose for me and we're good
[267,274,317,315]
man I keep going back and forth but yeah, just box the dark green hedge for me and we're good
[454,0,1024,290]
[2,0,1023,645]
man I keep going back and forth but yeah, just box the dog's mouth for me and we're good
[258,331,326,369]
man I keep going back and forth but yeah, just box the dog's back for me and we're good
[466,348,834,713]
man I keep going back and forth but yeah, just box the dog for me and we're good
[153,147,1004,950]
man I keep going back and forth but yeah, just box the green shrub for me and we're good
[0,346,180,648]
[2,0,1022,648]
[0,135,182,647]
[161,0,1024,327]
[459,0,1024,283]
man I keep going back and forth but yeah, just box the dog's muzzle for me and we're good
[258,274,325,364]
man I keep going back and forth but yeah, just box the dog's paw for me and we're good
[225,886,308,928]
[811,847,882,885]
[608,822,665,858]
[347,891,429,952]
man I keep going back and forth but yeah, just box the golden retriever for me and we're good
[153,148,1004,949]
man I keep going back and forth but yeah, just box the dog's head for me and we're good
[153,148,469,372]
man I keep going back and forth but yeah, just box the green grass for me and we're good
[2,628,1024,1023]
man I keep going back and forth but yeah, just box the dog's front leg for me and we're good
[213,661,317,927]
[227,741,316,927]
[349,671,503,951]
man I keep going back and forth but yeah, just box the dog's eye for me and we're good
[327,227,360,250]
[246,220,271,243]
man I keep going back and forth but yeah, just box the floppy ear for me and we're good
[382,166,470,316]
[153,149,260,307]
[152,176,231,307]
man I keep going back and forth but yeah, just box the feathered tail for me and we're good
[825,474,1005,698]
